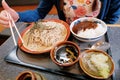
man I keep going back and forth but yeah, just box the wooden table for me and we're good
[0,22,120,80]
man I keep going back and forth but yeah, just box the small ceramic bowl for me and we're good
[79,49,114,79]
[50,41,81,67]
[18,19,70,54]
[16,70,46,80]
[70,17,107,42]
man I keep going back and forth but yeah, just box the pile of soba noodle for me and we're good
[22,21,67,51]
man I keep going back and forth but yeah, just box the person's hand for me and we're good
[0,0,19,27]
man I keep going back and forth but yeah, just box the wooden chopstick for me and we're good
[9,13,24,43]
[8,15,17,46]
[107,24,120,27]
[5,11,24,46]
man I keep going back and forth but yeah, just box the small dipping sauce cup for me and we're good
[50,41,81,67]
[16,70,46,80]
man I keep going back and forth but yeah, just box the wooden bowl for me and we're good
[50,41,81,67]
[18,19,70,54]
[16,70,46,80]
[79,49,114,79]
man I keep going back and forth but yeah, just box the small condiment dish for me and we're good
[79,49,114,79]
[16,70,46,80]
[50,41,81,67]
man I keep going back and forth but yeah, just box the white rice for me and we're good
[77,23,106,38]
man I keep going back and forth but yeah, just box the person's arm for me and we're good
[18,0,54,22]
[104,0,120,24]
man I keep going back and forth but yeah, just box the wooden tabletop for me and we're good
[0,22,120,80]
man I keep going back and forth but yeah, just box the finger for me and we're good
[0,19,9,28]
[0,10,9,21]
[0,19,9,25]
[2,0,19,22]
[2,0,11,11]
[0,10,8,18]
[1,24,9,28]
[0,11,9,26]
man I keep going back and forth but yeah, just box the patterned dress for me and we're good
[63,0,101,24]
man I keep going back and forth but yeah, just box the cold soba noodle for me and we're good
[22,21,67,51]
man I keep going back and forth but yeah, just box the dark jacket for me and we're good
[18,0,120,24]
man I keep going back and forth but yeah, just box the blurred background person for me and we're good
[0,0,120,27]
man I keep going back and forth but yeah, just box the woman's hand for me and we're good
[0,0,19,27]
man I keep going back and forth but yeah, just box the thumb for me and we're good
[1,0,19,22]
[2,0,11,11]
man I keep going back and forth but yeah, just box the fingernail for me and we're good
[2,0,5,2]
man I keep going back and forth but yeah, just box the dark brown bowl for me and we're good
[18,19,70,54]
[50,41,81,67]
[79,49,115,79]
[16,70,46,80]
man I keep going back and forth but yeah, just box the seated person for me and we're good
[0,0,120,27]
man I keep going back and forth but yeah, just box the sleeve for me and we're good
[18,0,54,22]
[104,0,120,24]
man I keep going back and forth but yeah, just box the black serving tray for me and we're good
[4,33,113,80]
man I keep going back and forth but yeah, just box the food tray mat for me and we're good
[4,33,113,80]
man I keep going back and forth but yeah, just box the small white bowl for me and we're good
[70,17,107,42]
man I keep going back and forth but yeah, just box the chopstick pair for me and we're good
[5,11,24,46]
[107,24,120,27]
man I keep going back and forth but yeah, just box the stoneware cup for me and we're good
[16,70,46,80]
